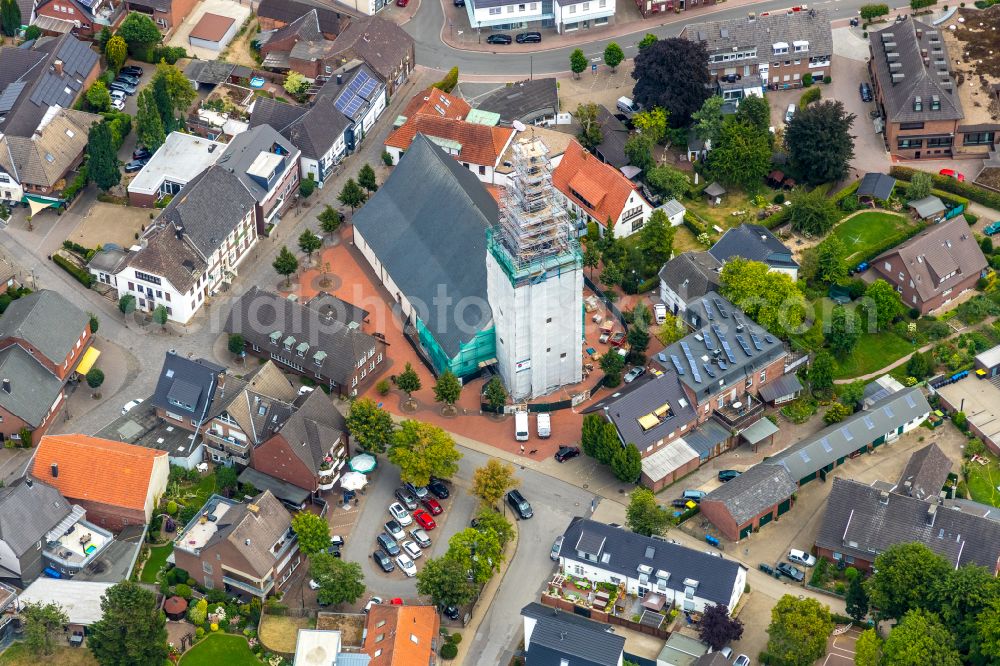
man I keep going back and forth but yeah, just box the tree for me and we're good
[299,175,316,198]
[576,103,603,151]
[153,62,197,119]
[396,362,421,402]
[626,325,650,357]
[105,35,127,73]
[471,459,518,507]
[86,368,105,396]
[930,565,1000,655]
[736,94,771,134]
[632,37,710,127]
[310,553,365,606]
[766,595,834,666]
[228,334,245,358]
[824,402,852,424]
[815,236,848,284]
[633,107,668,145]
[788,188,840,237]
[272,246,299,287]
[22,602,68,656]
[150,304,167,329]
[626,488,671,536]
[691,95,726,146]
[839,380,865,411]
[88,313,99,335]
[611,443,641,482]
[484,376,507,412]
[581,413,605,459]
[707,121,772,192]
[215,464,238,495]
[88,581,168,666]
[448,527,502,584]
[854,628,882,666]
[118,294,136,316]
[433,370,462,409]
[600,350,625,386]
[1,0,21,37]
[87,122,120,192]
[638,33,657,49]
[603,42,624,72]
[298,229,322,265]
[624,134,654,172]
[284,71,308,96]
[318,205,342,238]
[338,178,366,212]
[292,511,331,556]
[860,279,904,333]
[810,351,835,392]
[346,398,394,454]
[646,165,690,202]
[907,171,933,201]
[845,574,869,623]
[601,261,623,288]
[357,163,378,194]
[785,100,856,186]
[638,209,676,270]
[698,603,744,650]
[976,596,1000,662]
[86,81,112,112]
[719,257,806,337]
[583,243,601,278]
[135,88,165,152]
[881,609,961,666]
[826,305,860,358]
[865,543,952,621]
[906,351,933,380]
[416,556,477,608]
[389,420,462,486]
[570,48,588,78]
[118,12,161,53]
[472,508,514,547]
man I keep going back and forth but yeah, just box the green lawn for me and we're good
[0,644,98,666]
[832,211,914,264]
[179,634,260,666]
[966,455,1000,507]
[140,543,173,583]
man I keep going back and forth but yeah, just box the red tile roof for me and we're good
[385,114,514,167]
[401,87,470,121]
[363,605,439,665]
[552,140,644,225]
[32,434,166,511]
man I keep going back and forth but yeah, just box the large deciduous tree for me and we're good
[633,107,668,144]
[845,574,869,623]
[388,420,462,486]
[637,208,677,272]
[632,38,710,127]
[646,165,690,201]
[346,398,394,454]
[272,246,299,287]
[691,95,726,146]
[86,81,112,112]
[87,122,121,192]
[154,62,197,119]
[698,604,744,650]
[707,121,772,192]
[310,554,365,606]
[432,370,462,410]
[624,134,655,172]
[603,42,624,71]
[788,188,840,236]
[88,581,168,666]
[785,100,856,186]
[576,103,603,151]
[719,257,806,337]
[22,602,68,656]
[735,94,771,134]
[117,12,160,53]
[570,49,587,78]
[291,511,331,556]
[765,595,834,666]
[472,459,518,508]
[864,543,952,621]
[416,556,477,608]
[881,609,962,666]
[859,279,904,333]
[854,628,882,666]
[625,488,671,536]
[105,35,127,72]
[448,527,502,584]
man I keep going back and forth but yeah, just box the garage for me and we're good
[188,13,238,51]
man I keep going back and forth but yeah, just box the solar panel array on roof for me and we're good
[750,333,763,351]
[703,362,716,378]
[718,359,728,370]
[334,69,379,119]
[736,335,753,357]
[764,335,775,343]
[702,329,715,350]
[0,81,26,114]
[713,298,729,318]
[681,341,702,383]
[704,300,715,320]
[670,354,685,375]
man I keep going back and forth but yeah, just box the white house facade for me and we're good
[553,0,615,33]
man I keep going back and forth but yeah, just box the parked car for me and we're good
[124,159,147,173]
[110,90,127,102]
[554,445,581,462]
[784,103,796,123]
[396,553,417,577]
[372,551,395,572]
[377,533,400,556]
[536,412,551,438]
[734,655,750,666]
[115,74,140,86]
[410,527,432,548]
[109,80,136,95]
[111,98,126,111]
[388,502,412,526]
[413,509,436,530]
[682,489,706,503]
[720,647,733,660]
[384,519,405,541]
[421,497,443,515]
[395,487,419,510]
[396,0,408,6]
[718,470,741,482]
[623,366,646,383]
[120,65,143,77]
[486,34,512,45]
[442,605,460,620]
[776,562,804,582]
[788,548,817,567]
[516,31,541,43]
[453,0,465,5]
[515,411,529,441]
[121,399,143,414]
[427,478,450,499]
[364,596,383,613]
[507,489,533,519]
[984,221,1000,236]
[550,535,564,561]
[939,168,965,182]
[405,482,429,499]
[402,540,422,559]
[859,82,873,102]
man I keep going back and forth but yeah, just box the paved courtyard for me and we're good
[818,625,863,665]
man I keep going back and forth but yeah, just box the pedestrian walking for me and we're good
[520,444,525,455]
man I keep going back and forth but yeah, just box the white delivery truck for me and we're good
[515,411,529,442]
[617,96,639,119]
[537,413,551,438]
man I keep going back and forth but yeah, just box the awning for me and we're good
[75,347,101,375]
[23,195,61,217]
[759,374,804,403]
[741,417,780,446]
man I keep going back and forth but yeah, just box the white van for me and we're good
[653,303,667,325]
[515,412,529,442]
[617,96,638,119]
[785,104,796,123]
[537,413,551,438]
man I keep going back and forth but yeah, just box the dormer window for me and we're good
[772,42,789,55]
[914,96,922,112]
[793,40,808,52]
[931,95,940,110]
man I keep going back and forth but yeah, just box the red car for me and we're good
[396,0,408,6]
[939,168,965,182]
[413,509,436,530]
[420,497,443,515]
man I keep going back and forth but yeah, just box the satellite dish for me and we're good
[512,120,527,132]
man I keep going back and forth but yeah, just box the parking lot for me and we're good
[818,625,863,665]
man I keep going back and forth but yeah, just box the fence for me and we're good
[540,593,670,640]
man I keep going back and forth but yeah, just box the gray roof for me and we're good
[305,291,368,327]
[595,105,630,169]
[704,182,726,197]
[655,292,786,401]
[205,490,294,577]
[184,59,239,85]
[0,290,88,364]
[262,8,324,48]
[271,389,346,475]
[693,654,733,666]
[248,95,308,132]
[658,252,722,306]
[869,19,963,124]
[352,134,497,358]
[0,477,71,558]
[709,224,798,271]
[604,372,697,450]
[757,373,803,403]
[251,95,350,161]
[895,443,952,502]
[681,418,731,457]
[685,8,832,67]
[237,467,310,506]
[326,16,414,84]
[125,224,207,294]
[658,198,686,219]
[215,125,300,204]
[703,464,798,525]
[158,165,256,260]
[224,286,378,387]
[908,195,945,219]
[520,602,625,666]
[151,352,224,421]
[561,518,745,607]
[816,477,1000,569]
[473,78,558,126]
[318,63,384,122]
[857,173,896,201]
[767,387,930,482]
[256,0,348,34]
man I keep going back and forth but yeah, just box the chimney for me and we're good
[175,224,185,239]
[25,478,32,488]
[1,379,10,394]
[927,503,937,526]
[336,73,343,85]
[217,372,226,396]
[51,463,58,478]
[53,60,63,76]
[917,28,923,38]
[903,480,912,495]
[748,11,756,22]
[879,490,889,505]
[248,503,260,515]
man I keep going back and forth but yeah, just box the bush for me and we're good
[166,500,178,515]
[52,254,95,288]
[799,87,821,108]
[174,583,192,599]
[773,193,785,204]
[449,633,462,645]
[432,67,459,93]
[381,150,393,167]
[911,0,936,8]
[299,176,316,198]
[802,73,814,87]
[440,642,458,659]
[376,379,390,396]
[195,627,205,639]
[683,212,708,236]
[860,3,889,18]
[823,76,832,84]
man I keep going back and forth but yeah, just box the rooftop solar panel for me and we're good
[735,335,753,357]
[717,359,728,370]
[670,354,685,376]
[750,333,763,351]
[703,300,715,321]
[680,341,702,383]
[720,340,736,364]
[703,363,716,378]
[713,298,729,318]
[702,329,715,350]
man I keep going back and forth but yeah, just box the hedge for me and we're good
[910,0,936,8]
[894,182,970,209]
[799,87,821,109]
[53,254,95,288]
[891,165,1000,211]
[432,67,459,93]
[683,212,708,236]
[860,3,890,19]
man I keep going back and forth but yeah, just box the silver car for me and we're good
[550,535,564,561]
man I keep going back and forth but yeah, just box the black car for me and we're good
[133,148,152,161]
[506,489,533,519]
[442,605,460,620]
[671,498,691,508]
[718,470,741,482]
[515,31,541,44]
[486,34,512,45]
[124,159,147,173]
[554,445,581,462]
[376,533,400,557]
[453,0,464,5]
[776,562,804,582]
[859,82,873,103]
[372,550,395,572]
[120,65,143,77]
[427,478,450,499]
[394,486,419,510]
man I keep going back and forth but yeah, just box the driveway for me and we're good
[827,53,889,176]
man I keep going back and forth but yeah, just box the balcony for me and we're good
[205,431,250,457]
[223,574,273,598]
[713,395,765,432]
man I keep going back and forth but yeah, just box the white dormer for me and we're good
[773,41,789,55]
[793,40,809,52]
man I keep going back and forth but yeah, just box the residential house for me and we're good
[250,389,350,494]
[320,16,414,94]
[0,290,92,442]
[33,0,127,37]
[551,140,653,238]
[125,0,200,33]
[31,434,169,532]
[815,476,1000,572]
[0,476,112,586]
[708,224,799,280]
[894,442,952,501]
[256,0,347,37]
[658,252,722,315]
[293,629,370,666]
[472,78,559,127]
[520,602,626,666]
[126,132,226,207]
[172,490,303,598]
[635,0,715,18]
[868,18,998,160]
[258,9,329,72]
[362,604,439,665]
[464,0,614,34]
[225,287,386,396]
[685,8,832,98]
[552,0,615,33]
[558,518,746,613]
[149,351,227,461]
[871,217,988,314]
[317,64,387,150]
